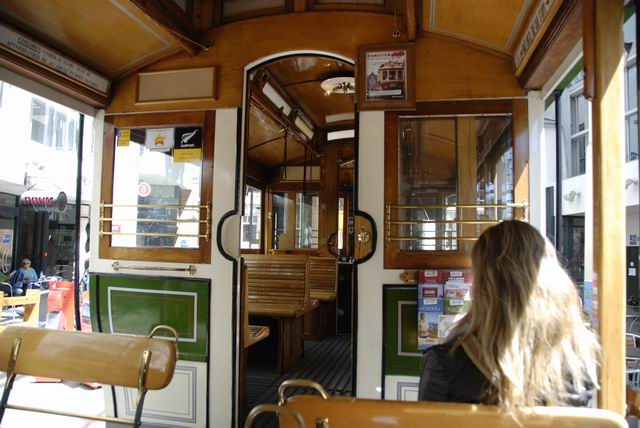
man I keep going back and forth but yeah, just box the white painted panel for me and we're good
[357,111,405,399]
[115,361,206,427]
[384,375,419,401]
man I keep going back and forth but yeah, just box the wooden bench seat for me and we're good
[0,325,177,426]
[308,257,338,302]
[305,257,338,339]
[243,254,316,372]
[245,379,627,428]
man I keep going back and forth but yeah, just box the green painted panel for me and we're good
[90,274,209,362]
[400,302,419,355]
[383,285,421,377]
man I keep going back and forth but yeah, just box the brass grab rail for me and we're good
[384,201,528,244]
[100,202,211,242]
[112,261,197,275]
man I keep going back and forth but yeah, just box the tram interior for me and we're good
[240,55,356,424]
[0,0,636,427]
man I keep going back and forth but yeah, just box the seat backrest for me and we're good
[308,257,338,301]
[243,255,310,309]
[278,396,627,428]
[0,325,176,390]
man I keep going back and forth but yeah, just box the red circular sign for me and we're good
[138,182,151,198]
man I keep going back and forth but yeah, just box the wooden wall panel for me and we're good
[107,12,524,113]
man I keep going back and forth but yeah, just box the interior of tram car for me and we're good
[0,0,636,427]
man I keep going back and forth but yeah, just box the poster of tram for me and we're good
[357,43,415,110]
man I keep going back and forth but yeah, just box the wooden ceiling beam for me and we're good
[405,0,417,41]
[129,0,202,55]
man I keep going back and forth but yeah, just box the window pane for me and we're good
[570,94,588,134]
[30,99,46,143]
[271,192,292,249]
[628,112,639,161]
[628,64,638,111]
[569,134,587,176]
[295,192,319,249]
[338,197,344,250]
[396,116,514,252]
[241,185,262,249]
[111,127,203,249]
[398,118,457,251]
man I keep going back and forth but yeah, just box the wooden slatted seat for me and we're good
[242,264,270,349]
[244,255,316,317]
[0,289,40,327]
[0,325,177,426]
[308,257,338,302]
[243,255,316,372]
[250,380,627,428]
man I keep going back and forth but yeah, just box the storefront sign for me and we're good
[20,191,67,213]
[0,22,110,94]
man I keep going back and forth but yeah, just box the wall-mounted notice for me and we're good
[173,127,203,163]
[417,269,472,350]
[0,22,110,94]
[145,128,175,152]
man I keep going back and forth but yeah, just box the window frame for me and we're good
[383,100,529,269]
[568,84,589,177]
[625,55,638,161]
[99,111,214,263]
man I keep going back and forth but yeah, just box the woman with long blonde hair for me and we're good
[418,220,600,413]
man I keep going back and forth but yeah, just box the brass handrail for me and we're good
[384,201,528,244]
[100,201,212,242]
[112,261,197,275]
[387,202,528,209]
[101,231,208,238]
[101,203,208,209]
[101,218,208,224]
[388,220,500,225]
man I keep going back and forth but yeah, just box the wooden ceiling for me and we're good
[422,0,536,56]
[247,55,354,170]
[0,0,190,79]
[266,57,355,128]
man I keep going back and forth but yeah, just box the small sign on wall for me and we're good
[631,234,638,246]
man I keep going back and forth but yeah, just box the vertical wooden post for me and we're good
[457,117,477,253]
[320,143,339,256]
[591,0,626,414]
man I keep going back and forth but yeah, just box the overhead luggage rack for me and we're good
[384,202,528,244]
[99,202,212,241]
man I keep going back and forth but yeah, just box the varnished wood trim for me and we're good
[0,48,109,107]
[518,0,582,90]
[582,0,596,100]
[405,0,417,41]
[592,0,625,414]
[99,111,214,263]
[306,0,392,13]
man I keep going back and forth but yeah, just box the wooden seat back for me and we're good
[0,325,176,390]
[243,255,311,317]
[0,289,40,327]
[241,263,270,348]
[278,396,627,428]
[308,257,338,302]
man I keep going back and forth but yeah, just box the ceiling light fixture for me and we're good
[321,77,355,97]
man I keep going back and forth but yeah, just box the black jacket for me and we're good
[418,341,594,406]
[418,341,492,403]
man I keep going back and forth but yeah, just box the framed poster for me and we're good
[357,43,416,110]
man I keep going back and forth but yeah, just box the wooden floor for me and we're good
[246,334,352,428]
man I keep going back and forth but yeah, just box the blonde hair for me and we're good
[449,220,600,413]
